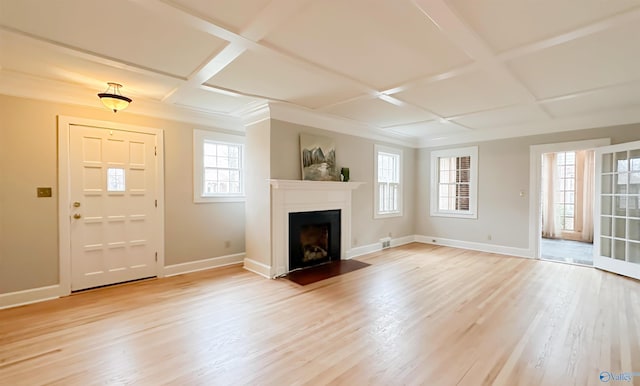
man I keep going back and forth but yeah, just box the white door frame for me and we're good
[58,116,165,296]
[528,138,610,260]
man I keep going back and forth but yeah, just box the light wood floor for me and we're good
[1,243,639,385]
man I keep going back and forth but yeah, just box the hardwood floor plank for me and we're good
[1,243,639,385]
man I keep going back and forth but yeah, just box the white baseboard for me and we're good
[391,235,416,248]
[346,243,381,259]
[243,258,272,279]
[415,235,533,259]
[347,235,418,259]
[164,253,245,277]
[0,284,61,310]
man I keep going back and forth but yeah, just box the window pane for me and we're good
[567,152,576,164]
[107,168,126,192]
[457,169,469,183]
[456,198,469,211]
[204,142,216,156]
[564,217,574,230]
[457,183,470,198]
[217,144,228,157]
[457,156,470,170]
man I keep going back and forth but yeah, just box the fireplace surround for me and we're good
[269,180,364,277]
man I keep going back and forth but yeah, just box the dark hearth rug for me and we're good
[285,259,371,286]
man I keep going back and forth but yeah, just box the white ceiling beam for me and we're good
[498,7,640,62]
[409,0,549,120]
[131,0,379,107]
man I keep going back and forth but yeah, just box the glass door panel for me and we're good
[595,140,640,280]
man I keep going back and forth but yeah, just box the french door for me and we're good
[594,140,640,280]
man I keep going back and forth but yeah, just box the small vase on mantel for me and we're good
[340,167,350,182]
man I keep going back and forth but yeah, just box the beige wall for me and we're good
[269,120,416,247]
[244,119,272,268]
[0,94,245,294]
[415,123,640,249]
[4,92,640,295]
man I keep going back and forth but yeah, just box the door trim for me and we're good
[528,138,610,260]
[57,116,165,296]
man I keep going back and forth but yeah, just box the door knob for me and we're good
[73,213,82,219]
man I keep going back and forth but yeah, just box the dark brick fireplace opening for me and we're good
[288,209,341,271]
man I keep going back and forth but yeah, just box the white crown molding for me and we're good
[237,102,271,127]
[266,102,420,148]
[0,70,244,132]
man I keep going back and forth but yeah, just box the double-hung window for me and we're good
[430,146,478,218]
[193,129,245,203]
[375,144,402,218]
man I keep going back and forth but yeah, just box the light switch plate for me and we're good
[37,187,52,197]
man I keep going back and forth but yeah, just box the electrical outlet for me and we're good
[224,240,231,248]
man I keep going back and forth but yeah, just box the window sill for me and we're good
[430,211,477,219]
[374,211,403,219]
[194,196,246,203]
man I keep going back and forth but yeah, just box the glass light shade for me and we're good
[98,82,132,112]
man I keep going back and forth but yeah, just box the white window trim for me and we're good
[374,144,403,219]
[193,129,245,203]
[430,146,478,219]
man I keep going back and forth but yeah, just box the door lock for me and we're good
[73,213,82,219]
[73,201,81,207]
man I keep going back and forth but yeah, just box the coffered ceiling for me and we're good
[2,0,640,147]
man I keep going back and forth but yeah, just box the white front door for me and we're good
[594,140,640,281]
[69,124,159,291]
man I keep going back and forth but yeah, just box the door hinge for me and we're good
[154,146,157,156]
[155,199,158,208]
[155,252,158,262]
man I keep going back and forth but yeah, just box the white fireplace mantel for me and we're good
[269,179,364,277]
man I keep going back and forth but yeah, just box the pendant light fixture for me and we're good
[98,82,132,112]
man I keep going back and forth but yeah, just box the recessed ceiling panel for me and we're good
[386,120,469,138]
[541,82,640,118]
[173,87,263,114]
[0,31,180,100]
[323,97,437,127]
[448,0,640,53]
[452,104,549,130]
[168,0,273,33]
[0,0,227,78]
[394,70,529,117]
[263,0,471,89]
[205,50,367,109]
[507,22,640,99]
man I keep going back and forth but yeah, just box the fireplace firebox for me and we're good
[288,209,341,271]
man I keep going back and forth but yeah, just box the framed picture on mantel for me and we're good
[300,134,340,181]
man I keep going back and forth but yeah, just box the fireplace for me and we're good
[289,210,341,270]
